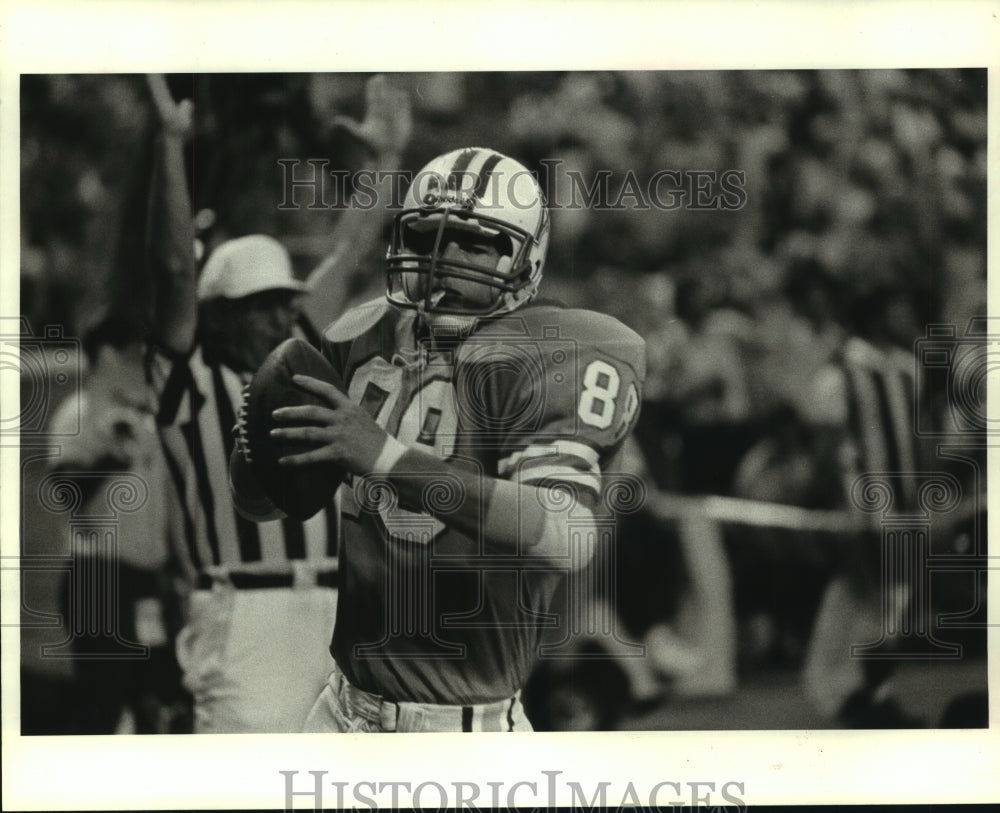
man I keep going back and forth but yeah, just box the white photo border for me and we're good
[2,1,997,809]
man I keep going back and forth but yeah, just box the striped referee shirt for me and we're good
[841,337,922,510]
[154,339,338,578]
[810,336,923,520]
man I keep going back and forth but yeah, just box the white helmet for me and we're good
[386,147,550,318]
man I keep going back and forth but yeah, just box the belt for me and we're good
[196,568,338,591]
[335,669,521,732]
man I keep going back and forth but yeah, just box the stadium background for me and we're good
[18,70,988,730]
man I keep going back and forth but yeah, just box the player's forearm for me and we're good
[377,440,597,569]
[149,131,197,356]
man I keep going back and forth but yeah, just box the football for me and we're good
[240,337,347,520]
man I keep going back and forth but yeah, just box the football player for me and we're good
[232,147,646,732]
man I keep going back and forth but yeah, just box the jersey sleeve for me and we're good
[458,307,646,501]
[320,297,395,380]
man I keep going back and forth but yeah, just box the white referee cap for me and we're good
[197,234,308,301]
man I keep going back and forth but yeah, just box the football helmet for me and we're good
[386,147,550,317]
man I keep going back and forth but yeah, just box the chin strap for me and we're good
[390,339,429,371]
[501,283,537,314]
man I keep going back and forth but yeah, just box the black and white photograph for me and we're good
[2,2,998,810]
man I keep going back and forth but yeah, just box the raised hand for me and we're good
[332,74,412,158]
[145,74,194,139]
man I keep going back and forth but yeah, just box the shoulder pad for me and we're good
[473,306,645,375]
[323,298,392,344]
[477,305,640,341]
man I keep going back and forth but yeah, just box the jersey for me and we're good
[155,341,338,578]
[322,298,645,704]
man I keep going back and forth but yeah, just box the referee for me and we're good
[801,313,925,727]
[145,74,411,732]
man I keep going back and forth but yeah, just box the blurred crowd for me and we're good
[18,70,988,731]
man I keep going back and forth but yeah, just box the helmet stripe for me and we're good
[447,148,479,190]
[472,152,504,201]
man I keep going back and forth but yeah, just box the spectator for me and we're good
[42,313,187,733]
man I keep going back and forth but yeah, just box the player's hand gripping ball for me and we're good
[235,338,348,520]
